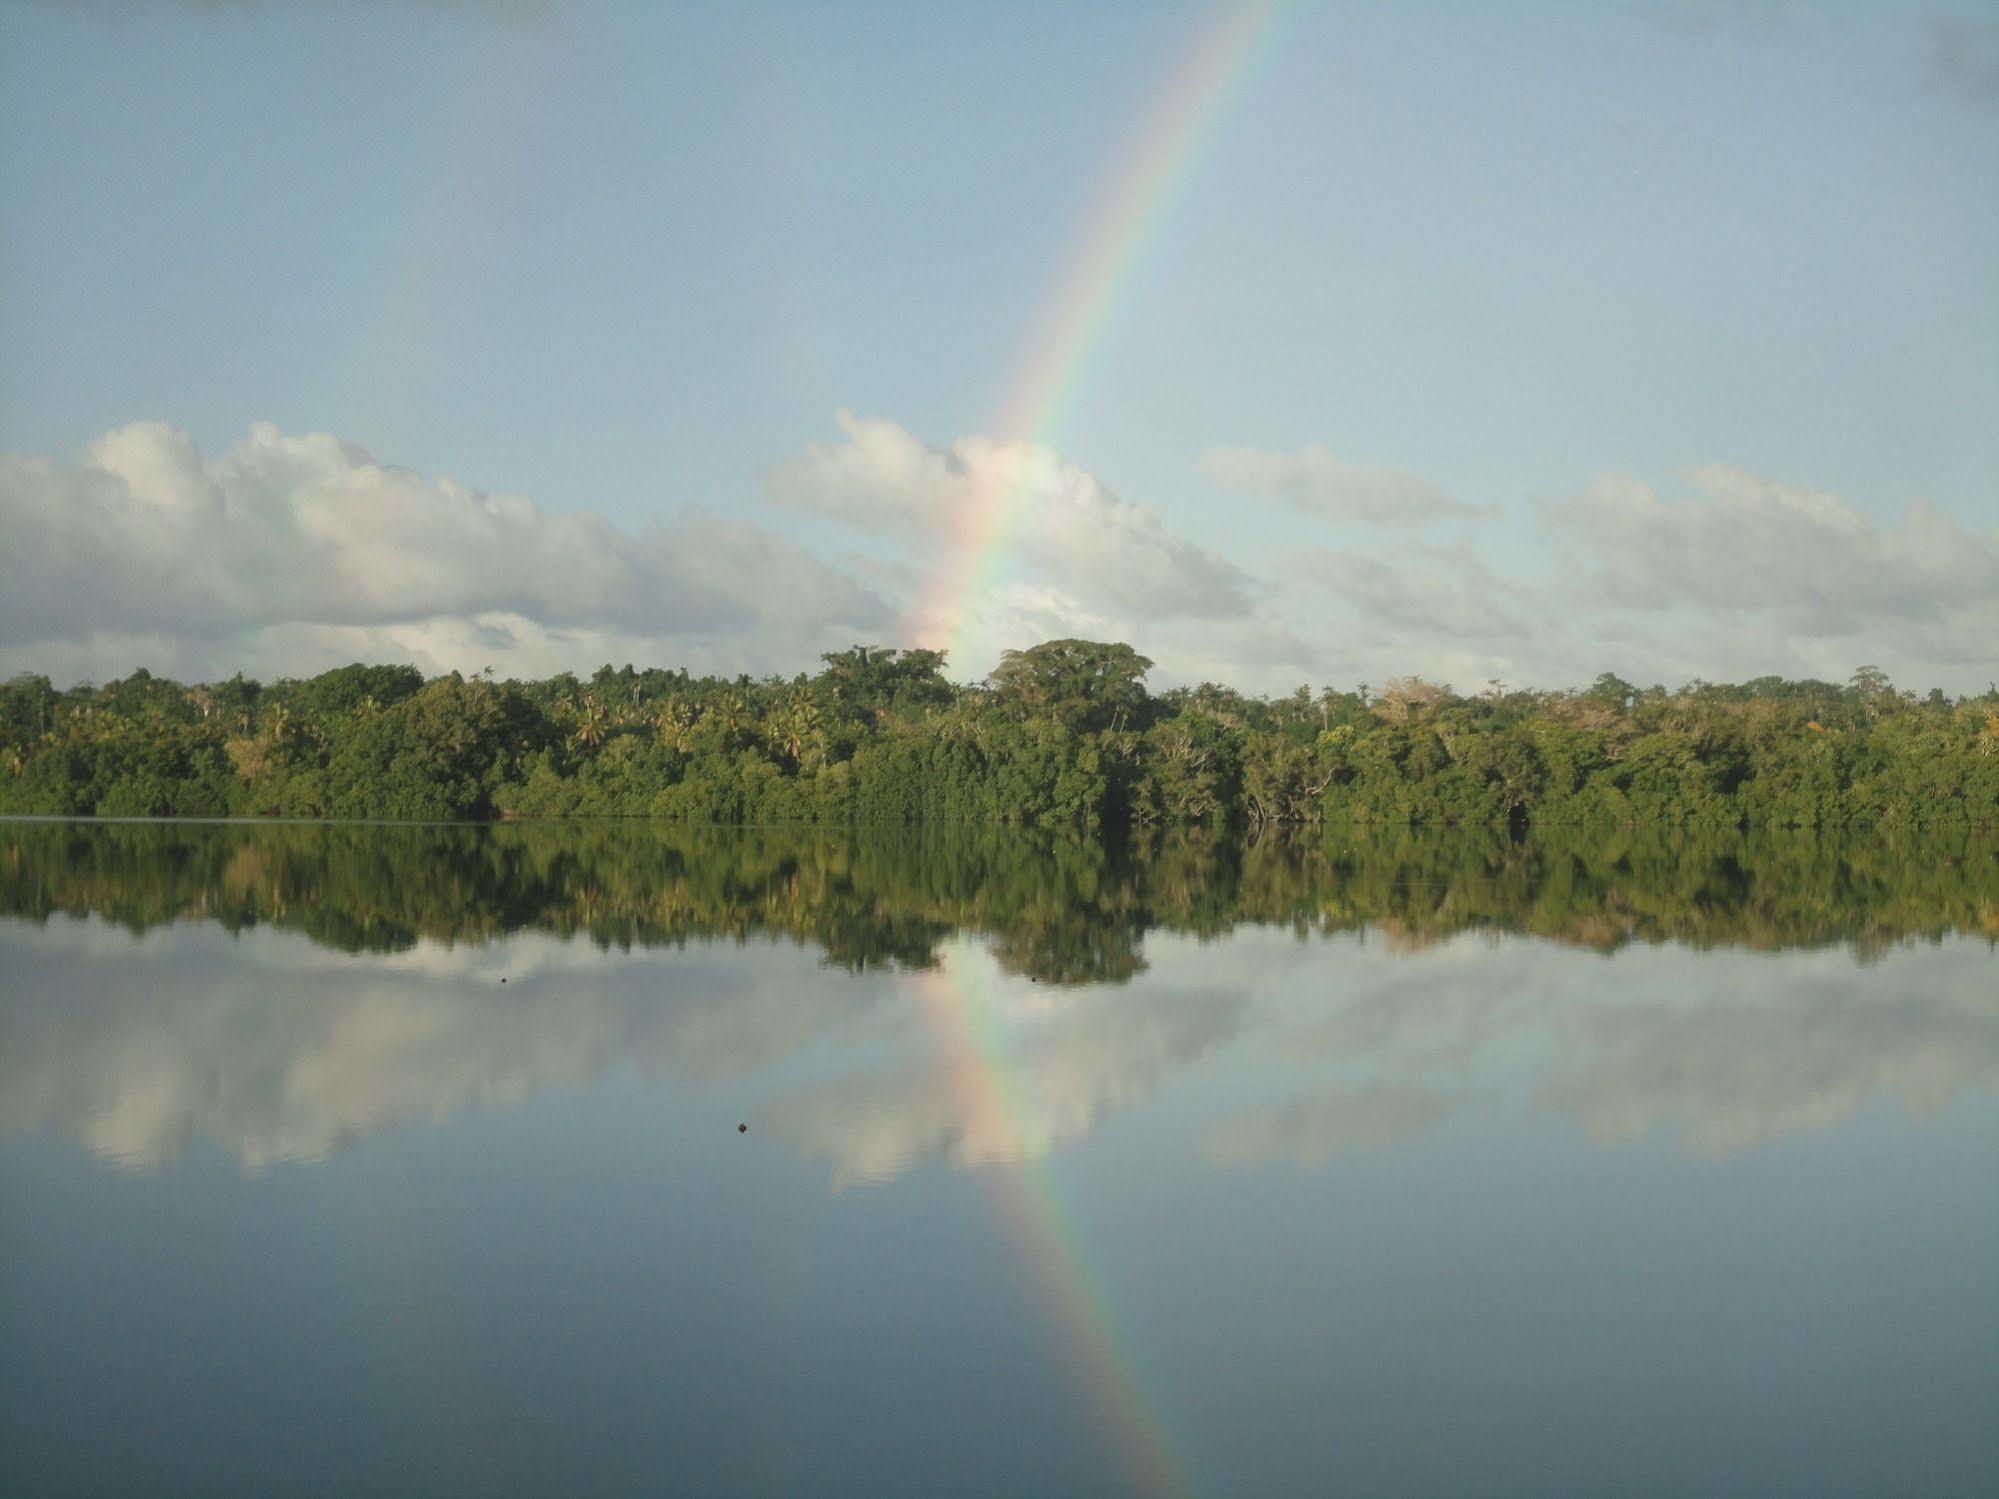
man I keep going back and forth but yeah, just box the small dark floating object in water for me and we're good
[738,1123,748,1133]
[499,977,507,984]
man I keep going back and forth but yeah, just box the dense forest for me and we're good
[2,640,1996,827]
[2,820,1993,976]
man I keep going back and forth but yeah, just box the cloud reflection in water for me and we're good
[3,914,1994,1182]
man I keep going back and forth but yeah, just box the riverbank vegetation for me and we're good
[3,641,1996,827]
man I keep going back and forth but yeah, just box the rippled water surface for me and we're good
[2,821,1995,1497]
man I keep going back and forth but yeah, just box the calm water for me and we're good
[2,821,1995,1498]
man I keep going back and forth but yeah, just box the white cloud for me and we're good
[0,420,894,683]
[1296,544,1533,642]
[1142,613,1326,695]
[4,418,1993,695]
[767,412,1256,622]
[1277,543,1582,695]
[1280,463,1998,693]
[1201,444,1477,526]
[1557,465,1998,635]
[1547,464,1999,683]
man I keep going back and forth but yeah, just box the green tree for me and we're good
[990,639,1153,734]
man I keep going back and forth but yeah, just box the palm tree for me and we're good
[567,693,609,753]
[710,692,751,750]
[654,698,697,752]
[774,701,825,768]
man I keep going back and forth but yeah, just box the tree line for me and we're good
[2,820,1992,976]
[2,640,1996,827]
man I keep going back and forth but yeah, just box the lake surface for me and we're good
[2,820,1995,1497]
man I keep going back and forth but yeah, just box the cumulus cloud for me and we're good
[1275,542,1590,697]
[5,417,1993,695]
[1296,543,1533,643]
[1143,612,1327,695]
[0,420,894,683]
[1201,444,1478,526]
[1552,464,1999,662]
[1279,462,1998,694]
[766,412,1256,623]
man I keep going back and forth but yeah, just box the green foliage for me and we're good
[1,651,1994,827]
[990,638,1153,734]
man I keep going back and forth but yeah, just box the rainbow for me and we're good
[893,10,1287,1493]
[912,953,1195,1499]
[908,0,1286,674]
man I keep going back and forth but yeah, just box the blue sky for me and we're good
[2,0,1994,691]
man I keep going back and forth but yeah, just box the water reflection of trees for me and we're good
[1,820,1992,979]
[3,821,1994,1176]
